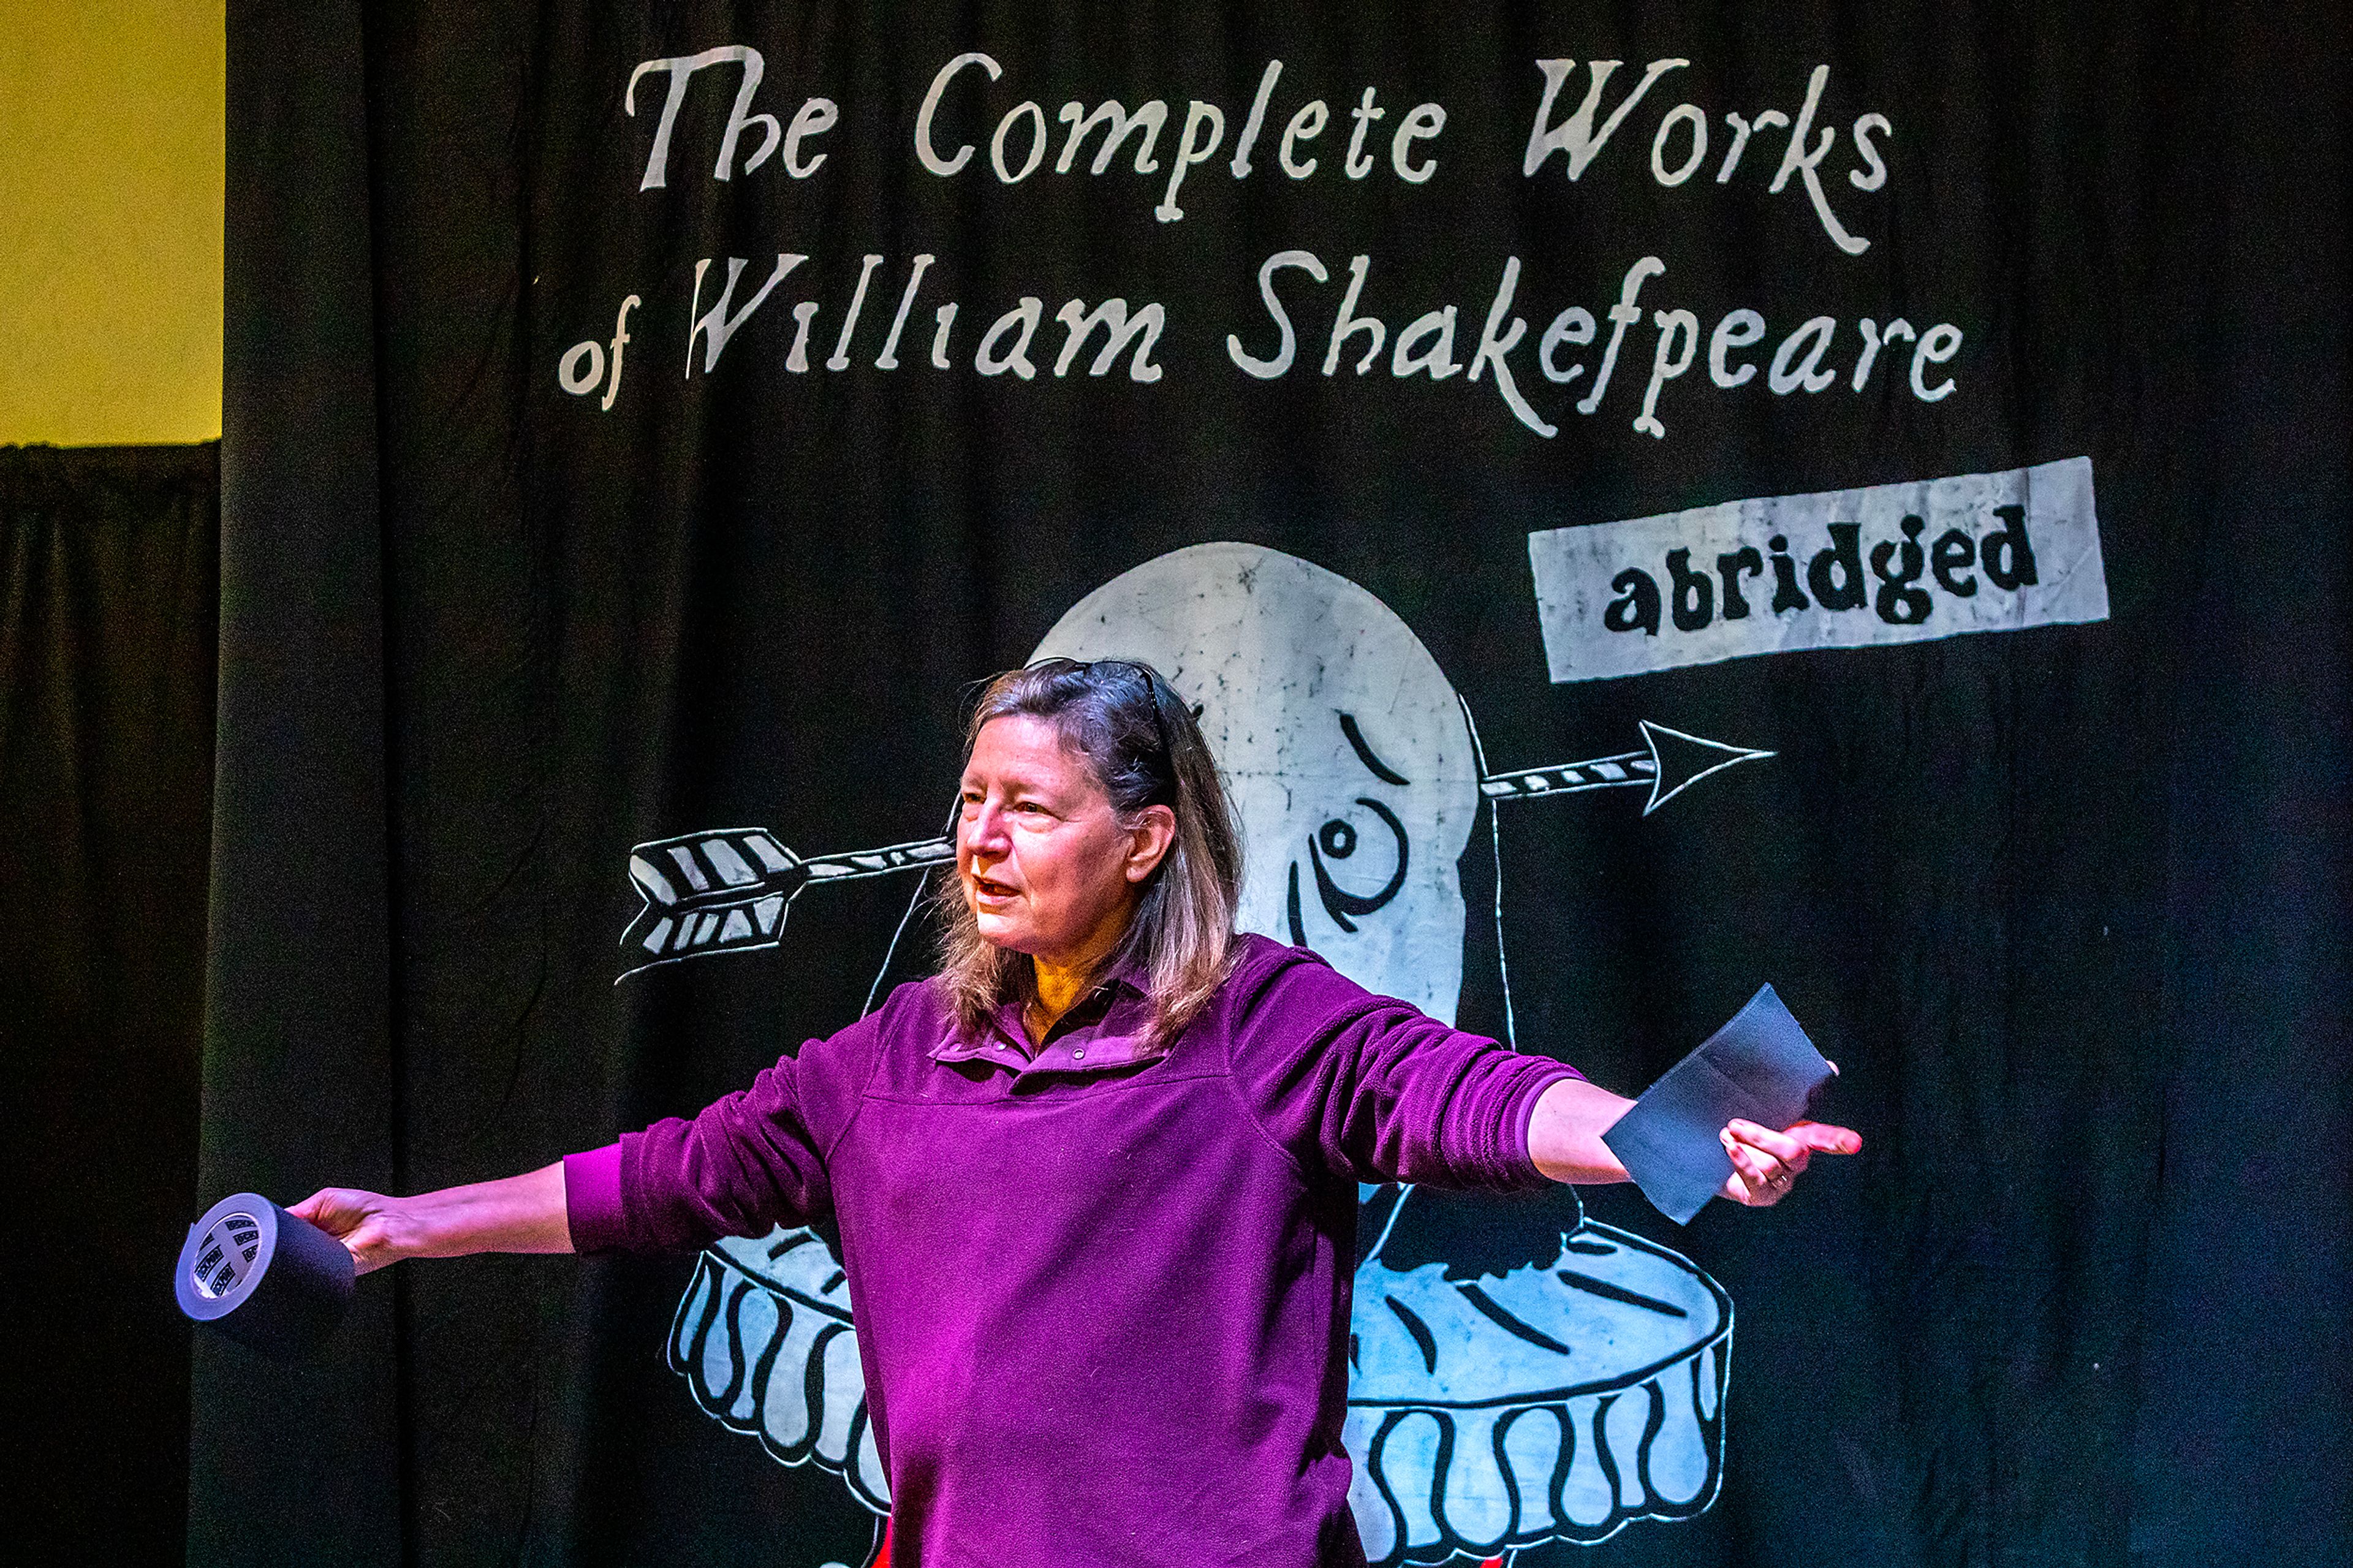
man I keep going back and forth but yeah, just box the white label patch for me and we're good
[1528,456,2109,683]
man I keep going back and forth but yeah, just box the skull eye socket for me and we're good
[1299,796,1410,936]
[1285,712,1414,945]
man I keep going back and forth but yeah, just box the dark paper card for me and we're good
[1602,984,1835,1225]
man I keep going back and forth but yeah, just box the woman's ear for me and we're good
[1126,805,1178,882]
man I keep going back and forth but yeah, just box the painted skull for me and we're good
[1032,541,1479,1023]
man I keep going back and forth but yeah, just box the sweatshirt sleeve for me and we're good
[567,1008,883,1255]
[1227,942,1583,1192]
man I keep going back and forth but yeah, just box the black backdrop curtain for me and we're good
[198,3,2346,1566]
[0,442,218,1562]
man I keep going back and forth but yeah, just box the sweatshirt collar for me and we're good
[929,953,1164,1077]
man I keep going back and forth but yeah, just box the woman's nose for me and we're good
[963,800,1009,854]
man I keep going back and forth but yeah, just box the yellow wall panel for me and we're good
[0,2,225,445]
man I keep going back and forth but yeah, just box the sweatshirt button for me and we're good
[1072,1049,1086,1059]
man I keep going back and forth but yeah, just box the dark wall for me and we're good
[0,442,218,1563]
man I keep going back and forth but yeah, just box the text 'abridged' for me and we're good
[1526,456,2108,682]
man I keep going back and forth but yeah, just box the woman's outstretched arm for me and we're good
[290,1162,572,1275]
[1526,1077,1862,1205]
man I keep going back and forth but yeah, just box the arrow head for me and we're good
[1637,721,1776,816]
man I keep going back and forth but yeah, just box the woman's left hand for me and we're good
[1719,1117,1863,1205]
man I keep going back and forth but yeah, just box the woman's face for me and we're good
[957,715,1166,969]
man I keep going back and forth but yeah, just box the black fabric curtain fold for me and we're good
[191,2,403,1562]
[1,442,218,1563]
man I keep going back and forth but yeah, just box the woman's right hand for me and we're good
[290,1161,573,1275]
[287,1188,438,1275]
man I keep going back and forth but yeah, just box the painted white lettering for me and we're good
[1911,323,1962,400]
[1525,59,1690,180]
[1709,308,1765,387]
[627,47,782,189]
[783,99,837,177]
[1279,100,1327,177]
[1227,248,1326,378]
[1769,66,1868,254]
[601,294,638,410]
[930,303,958,368]
[1715,109,1785,183]
[1055,298,1167,381]
[827,255,884,371]
[559,339,604,394]
[976,297,1044,379]
[1849,113,1890,191]
[1324,254,1385,374]
[686,253,803,376]
[915,53,1002,176]
[784,300,819,373]
[1155,101,1226,221]
[1344,88,1386,178]
[1577,255,1664,414]
[1539,308,1594,384]
[991,102,1049,182]
[1056,99,1167,174]
[1768,316,1840,394]
[874,256,934,370]
[1468,257,1556,437]
[1635,308,1700,437]
[1230,60,1283,177]
[1651,104,1708,186]
[1390,306,1461,379]
[1391,103,1445,183]
[1849,316,1898,392]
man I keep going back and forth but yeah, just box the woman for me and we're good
[297,658,1859,1568]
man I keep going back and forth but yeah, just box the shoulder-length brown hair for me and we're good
[936,658,1243,1048]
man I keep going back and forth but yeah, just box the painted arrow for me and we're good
[1480,719,1776,817]
[617,720,1773,979]
[618,833,952,979]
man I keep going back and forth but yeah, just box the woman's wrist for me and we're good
[410,1163,572,1259]
[1526,1077,1637,1184]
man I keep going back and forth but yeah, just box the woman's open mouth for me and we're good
[970,874,1020,903]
